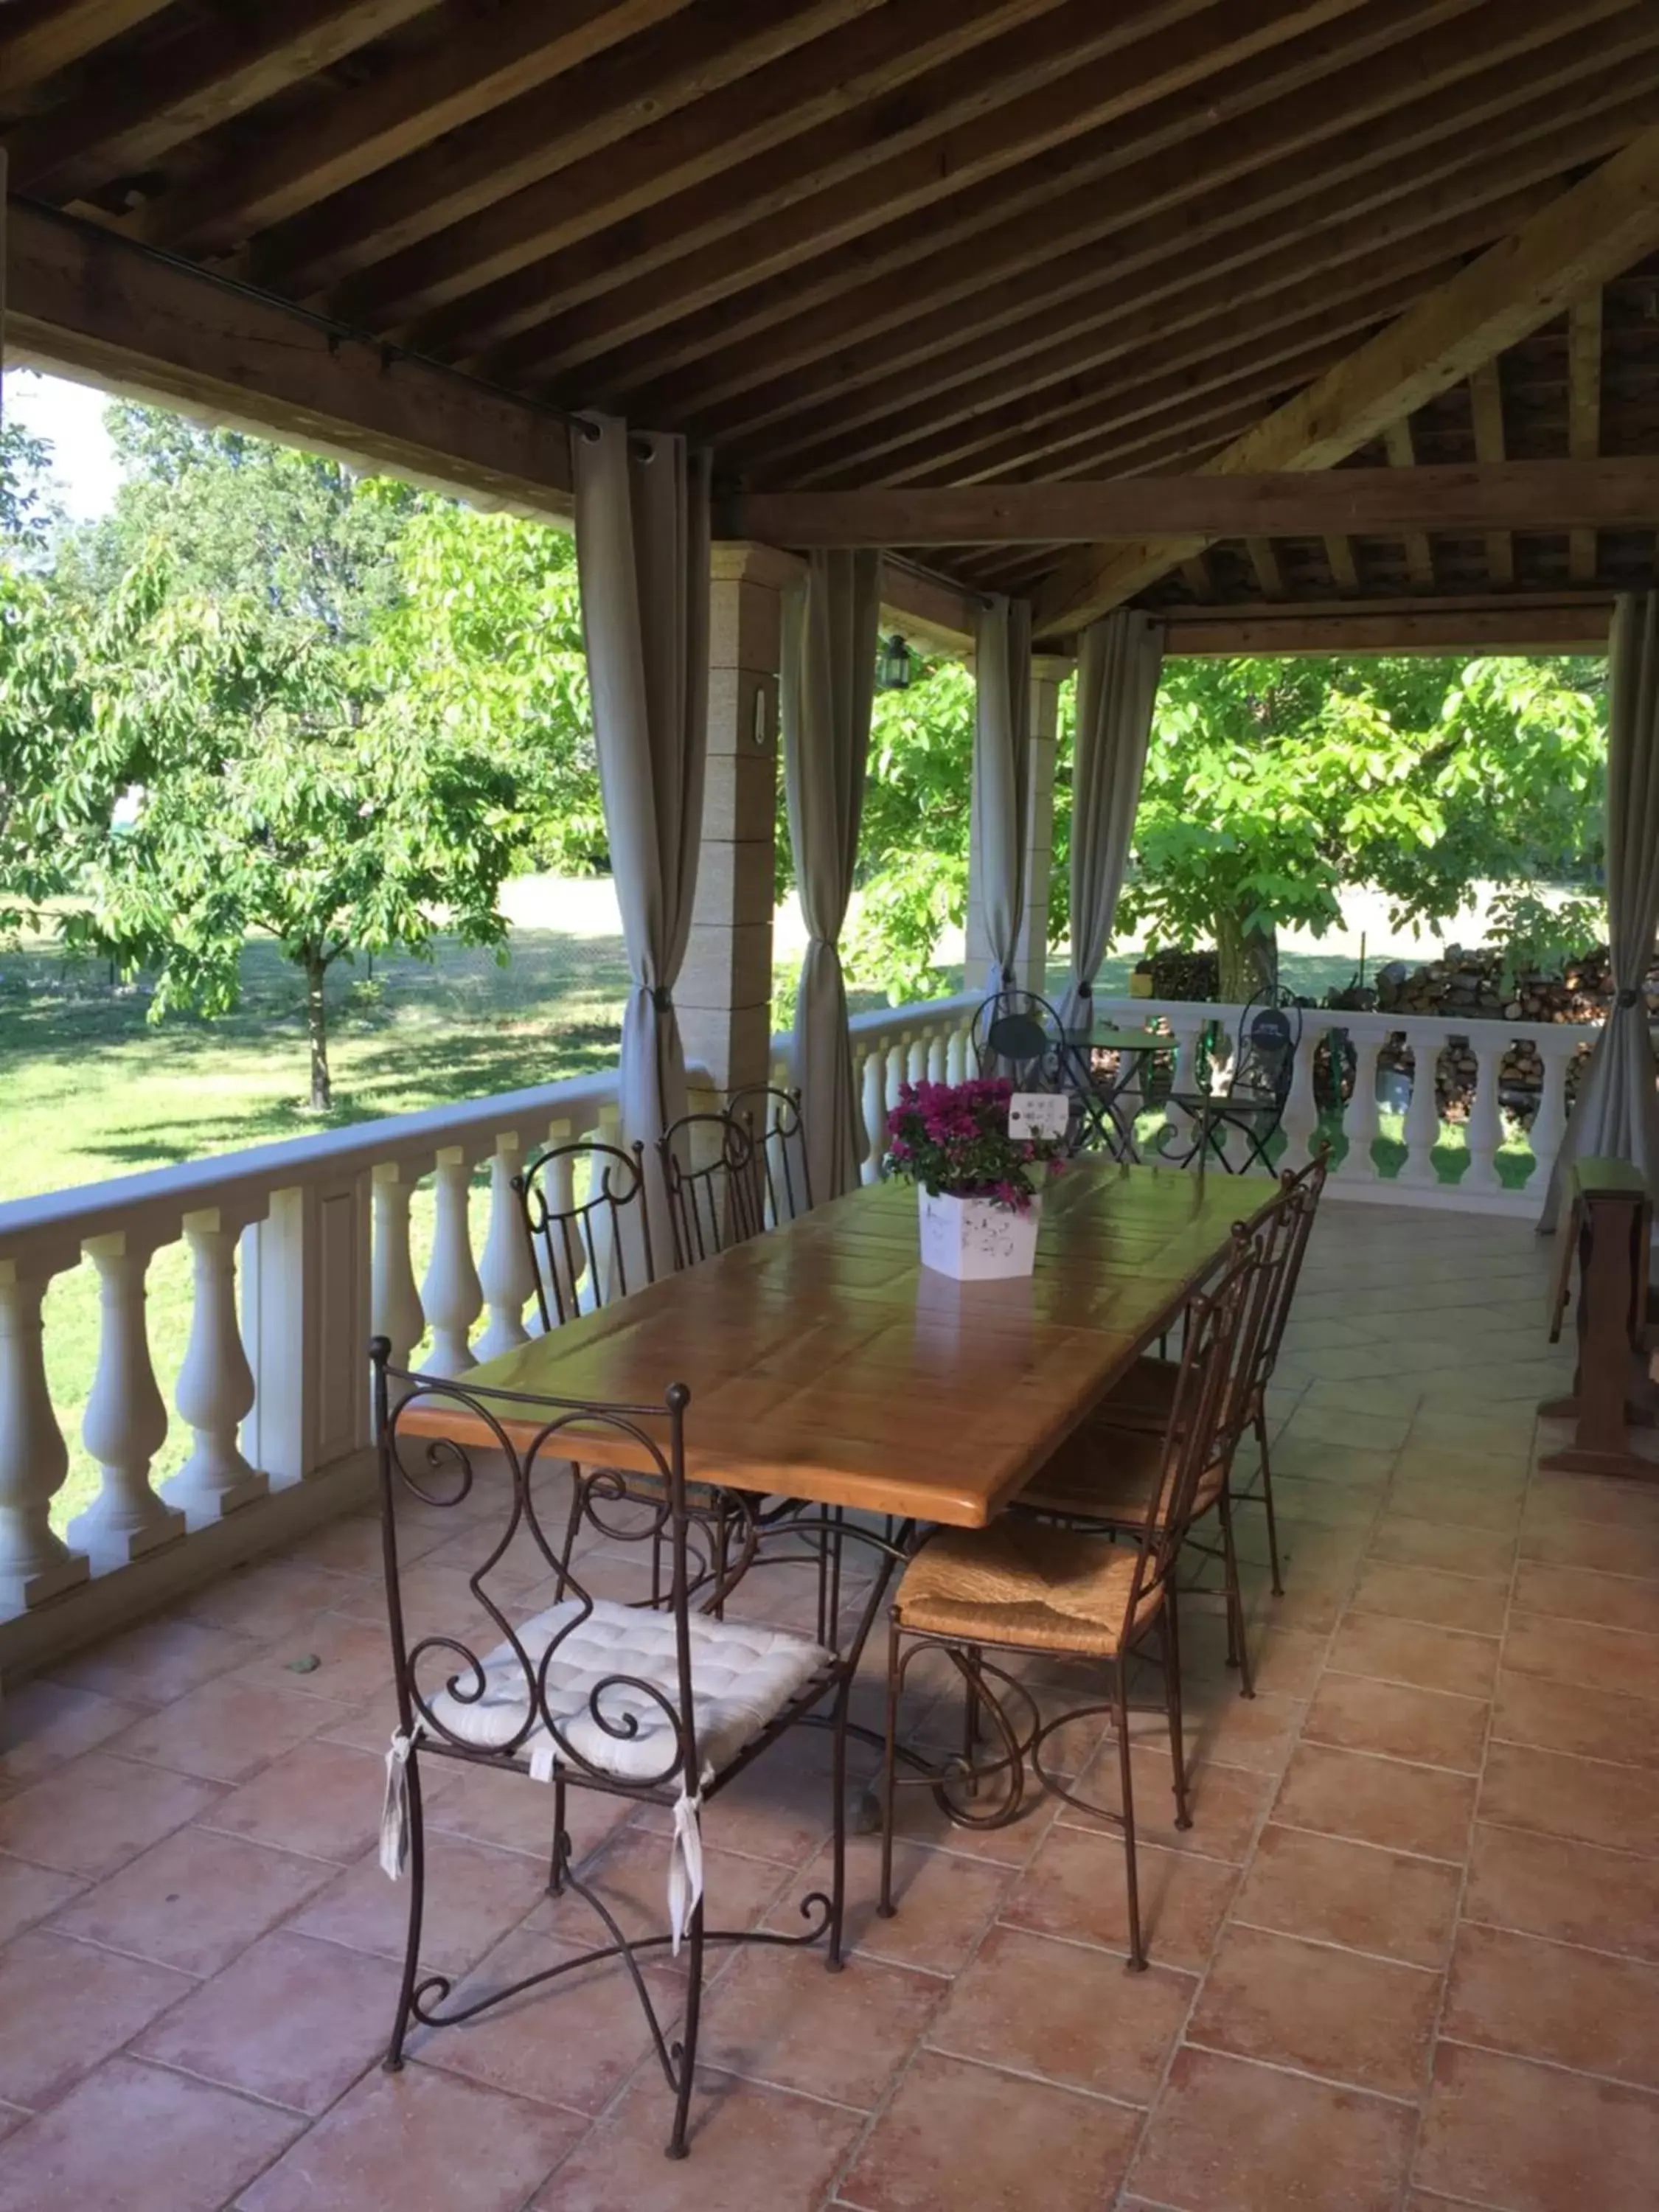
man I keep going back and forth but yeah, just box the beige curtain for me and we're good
[574,415,711,1257]
[782,549,883,1203]
[972,594,1034,990]
[1059,611,1165,1038]
[1541,590,1659,1230]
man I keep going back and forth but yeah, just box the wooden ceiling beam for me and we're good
[1467,358,1514,583]
[726,461,1659,548]
[5,204,574,518]
[1384,420,1438,588]
[349,0,1079,335]
[703,59,1659,463]
[1568,289,1606,580]
[1033,125,1659,636]
[123,0,690,257]
[1324,536,1363,589]
[1247,540,1287,599]
[0,0,170,96]
[1166,606,1612,654]
[241,0,878,299]
[437,0,1369,368]
[4,0,435,199]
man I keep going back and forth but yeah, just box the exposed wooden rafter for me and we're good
[1467,358,1514,582]
[1166,605,1611,655]
[1384,420,1437,588]
[1568,289,1606,581]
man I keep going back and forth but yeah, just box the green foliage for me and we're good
[1486,886,1606,989]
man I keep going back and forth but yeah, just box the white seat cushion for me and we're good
[424,1596,833,1787]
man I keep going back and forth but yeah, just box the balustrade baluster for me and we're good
[1463,1036,1509,1196]
[860,1048,886,1183]
[1399,1025,1444,1188]
[1279,1024,1321,1169]
[70,1233,184,1570]
[926,1030,948,1082]
[370,1163,426,1381]
[422,1147,484,1377]
[476,1132,535,1362]
[906,1032,928,1086]
[946,1022,968,1085]
[1528,1034,1579,1196]
[0,1257,88,1612]
[1161,1015,1208,1162]
[165,1208,266,1524]
[1339,1032,1384,1183]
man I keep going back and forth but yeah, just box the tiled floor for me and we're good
[2,1202,1658,2210]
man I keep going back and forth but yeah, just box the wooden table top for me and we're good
[403,1164,1270,1529]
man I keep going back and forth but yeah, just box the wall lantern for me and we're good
[876,632,914,692]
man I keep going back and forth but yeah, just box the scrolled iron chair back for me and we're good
[970,988,1070,1091]
[372,1341,757,1795]
[729,1084,813,1225]
[513,1138,653,1331]
[657,1109,765,1269]
[1237,1145,1329,1406]
[1231,987,1303,1106]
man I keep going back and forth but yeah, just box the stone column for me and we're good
[967,654,1071,997]
[679,542,797,1100]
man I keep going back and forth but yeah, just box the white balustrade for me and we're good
[370,1163,426,1377]
[860,1048,886,1182]
[475,1131,537,1362]
[1279,1017,1321,1169]
[1528,1032,1582,1197]
[0,1257,87,1613]
[1338,1029,1383,1184]
[70,1233,184,1570]
[1462,1035,1508,1196]
[166,1208,268,1526]
[421,1147,484,1377]
[1397,1025,1445,1188]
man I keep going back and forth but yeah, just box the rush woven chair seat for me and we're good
[370,1343,900,2160]
[879,1239,1258,1972]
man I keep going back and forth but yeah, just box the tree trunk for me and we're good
[1215,905,1279,1005]
[305,952,332,1113]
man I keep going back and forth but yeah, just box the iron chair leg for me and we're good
[1254,1405,1285,1598]
[878,1621,903,1919]
[667,1898,706,2159]
[383,1751,427,2072]
[827,1674,851,1971]
[1215,1486,1256,1700]
[1114,1664,1147,1972]
[1161,1589,1193,1832]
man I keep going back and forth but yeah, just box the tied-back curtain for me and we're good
[972,594,1034,990]
[574,415,711,1259]
[782,548,883,1203]
[1059,611,1165,1039]
[1541,590,1659,1231]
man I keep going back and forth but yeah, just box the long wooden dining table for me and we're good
[401,1162,1275,1528]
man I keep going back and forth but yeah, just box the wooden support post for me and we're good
[1015,656,1071,995]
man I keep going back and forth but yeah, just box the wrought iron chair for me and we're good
[658,1109,765,1269]
[512,1137,653,1329]
[969,987,1107,1155]
[1164,986,1304,1174]
[370,1343,900,2160]
[730,1084,814,1225]
[877,1239,1256,1970]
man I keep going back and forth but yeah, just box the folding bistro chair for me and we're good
[1164,986,1304,1174]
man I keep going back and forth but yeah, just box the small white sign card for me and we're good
[1009,1092,1069,1140]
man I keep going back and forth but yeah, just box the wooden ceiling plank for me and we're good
[241,0,881,298]
[591,0,1651,431]
[1032,126,1659,636]
[351,0,1082,335]
[727,459,1659,546]
[1157,586,1620,619]
[6,0,435,198]
[0,0,170,95]
[1180,554,1214,599]
[707,57,1659,462]
[1247,539,1287,598]
[1384,420,1438,587]
[1568,289,1605,580]
[6,203,573,516]
[124,0,690,256]
[1467,358,1514,583]
[1168,607,1611,653]
[434,0,1369,366]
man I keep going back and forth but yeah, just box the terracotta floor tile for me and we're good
[0,1681,141,1792]
[1392,1444,1531,1487]
[1259,1435,1397,1487]
[1443,1921,1659,2093]
[425,1756,636,1870]
[1186,1921,1440,2100]
[771,1835,1009,1978]
[1411,1410,1539,1456]
[1172,1687,1306,1777]
[926,1921,1194,2104]
[198,1736,389,1863]
[286,1509,448,1579]
[1526,1472,1659,1531]
[0,2055,301,2212]
[0,1753,221,1878]
[1492,1669,1659,1772]
[1388,1478,1526,1535]
[314,1684,405,1754]
[838,2048,1140,2212]
[407,1926,675,2113]
[1481,1741,1659,1857]
[1284,1403,1412,1452]
[44,1617,260,1709]
[1512,1560,1659,1636]
[535,1826,795,1965]
[1367,1514,1516,1582]
[293,1833,551,1977]
[700,1941,941,2108]
[1274,1742,1477,1863]
[0,1930,192,2110]
[1503,1610,1659,1703]
[1259,1472,1382,1528]
[535,2070,859,2208]
[1231,1822,1462,1969]
[1002,1823,1239,1972]
[1350,1560,1509,1636]
[181,1557,376,1641]
[1060,1743,1276,1863]
[243,2059,584,2212]
[49,1823,334,1978]
[1130,2045,1416,2212]
[630,1725,855,1870]
[1518,1514,1659,1581]
[1464,1823,1659,1964]
[1415,2039,1659,2212]
[0,1853,85,1946]
[118,1672,351,1786]
[1305,1674,1489,1774]
[230,1610,399,1707]
[1326,1613,1500,1699]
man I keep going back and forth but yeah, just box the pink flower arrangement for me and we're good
[883,1077,1066,1212]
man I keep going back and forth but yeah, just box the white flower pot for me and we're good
[918,1190,1042,1281]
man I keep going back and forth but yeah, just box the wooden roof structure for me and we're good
[7,0,1659,653]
